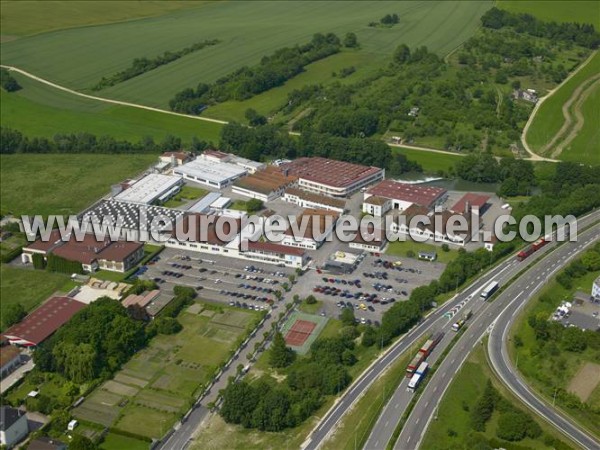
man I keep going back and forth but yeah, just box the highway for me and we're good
[394,220,600,450]
[303,213,597,450]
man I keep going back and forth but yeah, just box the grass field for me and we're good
[73,303,258,438]
[498,1,600,28]
[508,269,600,437]
[0,265,70,329]
[387,239,458,264]
[0,1,492,110]
[0,1,204,37]
[421,345,570,449]
[1,73,223,143]
[100,432,149,450]
[0,153,155,216]
[525,51,600,165]
[390,147,464,175]
[162,186,209,208]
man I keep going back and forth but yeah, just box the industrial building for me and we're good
[279,157,384,198]
[159,151,193,167]
[365,180,447,212]
[362,195,392,217]
[201,150,265,174]
[173,157,248,189]
[80,199,184,242]
[113,174,183,205]
[450,193,490,214]
[21,230,144,273]
[281,208,340,250]
[232,166,298,202]
[282,188,346,213]
[2,296,86,347]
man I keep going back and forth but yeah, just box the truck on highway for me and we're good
[406,352,425,377]
[407,362,429,391]
[418,331,444,357]
[452,309,473,331]
[516,238,549,261]
[480,281,499,300]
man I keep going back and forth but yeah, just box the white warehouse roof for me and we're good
[115,174,182,204]
[174,159,248,185]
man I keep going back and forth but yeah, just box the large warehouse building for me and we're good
[3,296,86,347]
[364,180,447,215]
[114,174,183,205]
[280,157,384,198]
[232,166,298,202]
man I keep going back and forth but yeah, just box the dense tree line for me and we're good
[2,303,27,329]
[45,253,84,274]
[1,68,21,92]
[220,333,354,431]
[0,127,211,154]
[512,162,600,222]
[219,122,421,175]
[34,298,147,383]
[169,33,342,113]
[481,7,600,48]
[93,39,220,90]
[455,153,536,196]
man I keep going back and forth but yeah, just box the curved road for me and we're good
[395,216,600,450]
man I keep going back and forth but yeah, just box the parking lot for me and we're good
[140,247,295,313]
[293,251,446,324]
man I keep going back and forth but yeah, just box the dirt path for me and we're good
[549,74,600,158]
[520,50,597,161]
[0,64,229,125]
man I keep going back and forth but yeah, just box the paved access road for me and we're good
[395,220,600,450]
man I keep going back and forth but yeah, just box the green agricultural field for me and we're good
[0,1,492,111]
[0,1,204,37]
[390,146,464,175]
[498,1,600,28]
[421,346,571,450]
[525,51,600,164]
[1,73,223,143]
[74,303,259,438]
[0,153,155,216]
[0,265,70,329]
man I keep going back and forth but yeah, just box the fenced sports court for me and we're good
[280,311,328,354]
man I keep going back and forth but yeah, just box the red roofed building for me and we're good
[2,297,86,347]
[159,151,193,166]
[365,180,447,211]
[280,157,384,197]
[451,193,490,214]
[21,233,144,273]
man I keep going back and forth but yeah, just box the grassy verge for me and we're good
[386,239,458,264]
[389,146,464,175]
[508,269,600,437]
[322,340,424,450]
[162,186,209,208]
[298,299,324,315]
[421,345,572,449]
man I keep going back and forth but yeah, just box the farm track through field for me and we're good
[521,50,597,162]
[0,64,228,125]
[3,64,553,163]
[548,74,600,158]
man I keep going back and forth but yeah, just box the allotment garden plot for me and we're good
[73,303,258,439]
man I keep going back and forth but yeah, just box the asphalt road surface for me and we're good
[395,220,600,450]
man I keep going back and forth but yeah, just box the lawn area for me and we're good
[498,1,600,28]
[0,73,223,143]
[0,231,27,261]
[508,269,600,437]
[162,185,209,208]
[298,299,324,315]
[422,345,571,449]
[0,153,155,216]
[73,303,260,439]
[386,239,458,264]
[0,1,492,109]
[525,50,600,164]
[563,81,600,165]
[0,265,70,329]
[390,146,464,175]
[100,432,149,450]
[0,1,204,37]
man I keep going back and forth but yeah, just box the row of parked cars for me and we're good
[237,283,276,294]
[234,273,279,284]
[244,265,287,277]
[220,289,274,305]
[321,277,362,288]
[363,271,389,280]
[228,300,269,311]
